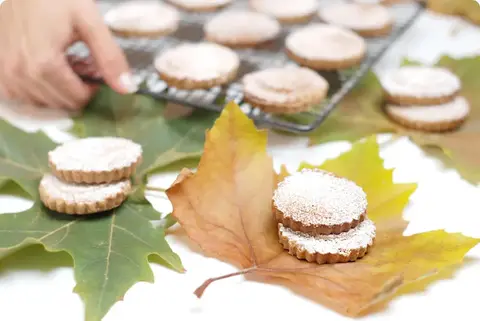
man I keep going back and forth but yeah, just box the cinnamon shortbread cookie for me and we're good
[204,10,281,48]
[381,66,462,105]
[154,42,240,89]
[48,137,142,184]
[285,24,367,70]
[104,0,180,38]
[242,66,329,113]
[167,0,232,12]
[385,96,470,132]
[318,3,393,37]
[278,218,376,264]
[39,174,131,215]
[273,169,368,235]
[250,0,318,24]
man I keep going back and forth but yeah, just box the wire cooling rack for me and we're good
[69,0,424,133]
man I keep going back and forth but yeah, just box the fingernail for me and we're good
[119,72,138,93]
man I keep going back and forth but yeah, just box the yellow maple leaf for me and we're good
[427,0,480,25]
[167,102,479,317]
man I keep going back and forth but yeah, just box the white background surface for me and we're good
[0,8,480,321]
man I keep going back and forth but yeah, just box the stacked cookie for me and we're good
[273,169,376,264]
[39,137,143,215]
[381,66,470,132]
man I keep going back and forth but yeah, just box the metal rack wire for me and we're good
[69,0,424,133]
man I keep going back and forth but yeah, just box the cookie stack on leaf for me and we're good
[381,66,470,132]
[273,169,376,264]
[39,137,143,215]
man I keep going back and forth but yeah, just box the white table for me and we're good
[0,10,479,321]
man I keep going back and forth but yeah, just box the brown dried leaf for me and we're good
[167,102,479,317]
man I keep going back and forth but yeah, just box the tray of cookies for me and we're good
[68,0,424,133]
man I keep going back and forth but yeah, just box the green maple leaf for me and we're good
[0,87,218,321]
[308,56,480,185]
[72,86,218,177]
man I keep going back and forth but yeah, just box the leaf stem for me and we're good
[194,267,256,298]
[144,186,167,193]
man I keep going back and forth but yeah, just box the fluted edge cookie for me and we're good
[381,66,462,105]
[104,0,180,38]
[48,137,143,184]
[249,0,317,24]
[385,96,470,132]
[154,42,240,89]
[204,10,281,48]
[278,219,376,264]
[166,0,232,12]
[242,66,329,114]
[318,3,393,38]
[39,174,131,215]
[273,169,368,235]
[285,23,366,70]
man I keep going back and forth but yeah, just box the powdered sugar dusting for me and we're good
[49,137,142,172]
[204,10,280,44]
[273,169,367,226]
[381,66,461,98]
[154,42,239,81]
[279,218,376,255]
[387,96,470,123]
[286,23,366,61]
[168,0,232,10]
[318,3,392,31]
[40,174,131,203]
[250,0,317,20]
[242,66,328,104]
[104,1,179,33]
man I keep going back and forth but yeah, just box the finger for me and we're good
[22,59,71,109]
[74,1,138,94]
[0,82,11,101]
[43,57,94,110]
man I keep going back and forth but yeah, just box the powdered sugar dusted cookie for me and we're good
[278,218,376,264]
[285,24,366,70]
[167,0,232,12]
[154,42,239,89]
[318,3,393,37]
[273,169,368,235]
[104,0,180,38]
[204,11,281,48]
[385,96,470,132]
[39,174,131,215]
[381,66,462,105]
[250,0,318,24]
[242,66,329,114]
[48,137,142,184]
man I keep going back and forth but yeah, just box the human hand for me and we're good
[0,0,138,110]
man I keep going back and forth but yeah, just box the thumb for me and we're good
[74,1,138,94]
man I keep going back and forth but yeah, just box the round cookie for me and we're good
[166,0,232,12]
[285,23,367,70]
[242,66,329,114]
[273,169,368,235]
[104,0,180,38]
[39,174,131,215]
[204,11,281,48]
[48,137,142,184]
[154,42,240,89]
[250,0,318,24]
[381,66,462,105]
[278,218,376,264]
[385,96,470,132]
[318,3,393,37]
